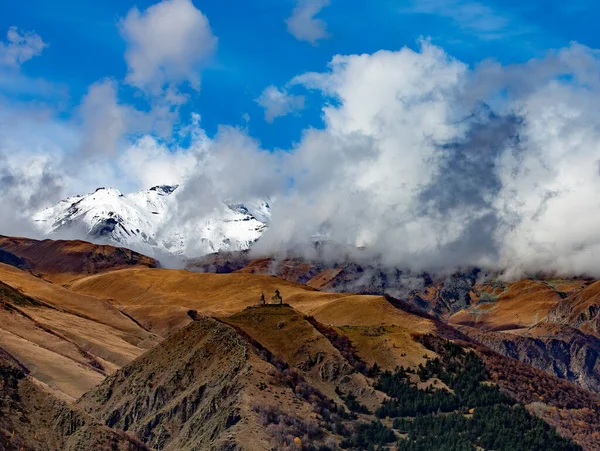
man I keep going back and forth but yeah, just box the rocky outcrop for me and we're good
[77,316,263,450]
[459,324,600,393]
[0,347,148,451]
[548,283,600,336]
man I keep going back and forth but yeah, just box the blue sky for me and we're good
[2,0,599,150]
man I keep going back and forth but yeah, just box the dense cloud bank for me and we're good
[4,25,600,277]
[252,42,600,278]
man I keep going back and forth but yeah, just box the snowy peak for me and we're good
[33,185,270,260]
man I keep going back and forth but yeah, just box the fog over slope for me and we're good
[4,40,600,276]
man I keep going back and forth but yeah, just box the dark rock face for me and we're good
[149,185,178,195]
[307,265,480,318]
[406,272,479,318]
[545,281,600,336]
[460,325,600,393]
[89,217,121,238]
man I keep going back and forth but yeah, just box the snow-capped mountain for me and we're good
[33,185,271,259]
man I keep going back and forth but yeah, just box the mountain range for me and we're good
[32,185,271,260]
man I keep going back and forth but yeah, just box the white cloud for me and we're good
[0,26,47,68]
[118,135,200,190]
[174,124,282,214]
[77,79,189,169]
[286,0,330,45]
[120,0,217,92]
[65,0,217,180]
[0,101,70,237]
[256,85,305,123]
[78,80,129,158]
[258,43,470,265]
[0,151,62,237]
[249,41,600,278]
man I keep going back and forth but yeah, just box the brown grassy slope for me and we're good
[0,267,160,400]
[449,279,563,331]
[67,268,437,337]
[0,263,155,339]
[184,249,252,273]
[203,256,361,291]
[0,315,105,400]
[221,305,385,411]
[188,253,333,287]
[78,316,328,451]
[0,348,148,451]
[338,324,437,372]
[0,235,158,283]
[307,268,344,289]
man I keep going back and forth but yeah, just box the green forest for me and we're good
[339,338,581,451]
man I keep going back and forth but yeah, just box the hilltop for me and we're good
[0,235,158,283]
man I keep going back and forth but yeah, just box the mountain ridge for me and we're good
[33,185,271,260]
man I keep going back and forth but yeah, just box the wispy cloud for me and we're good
[0,26,47,68]
[402,0,533,40]
[286,0,331,45]
[256,86,305,123]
